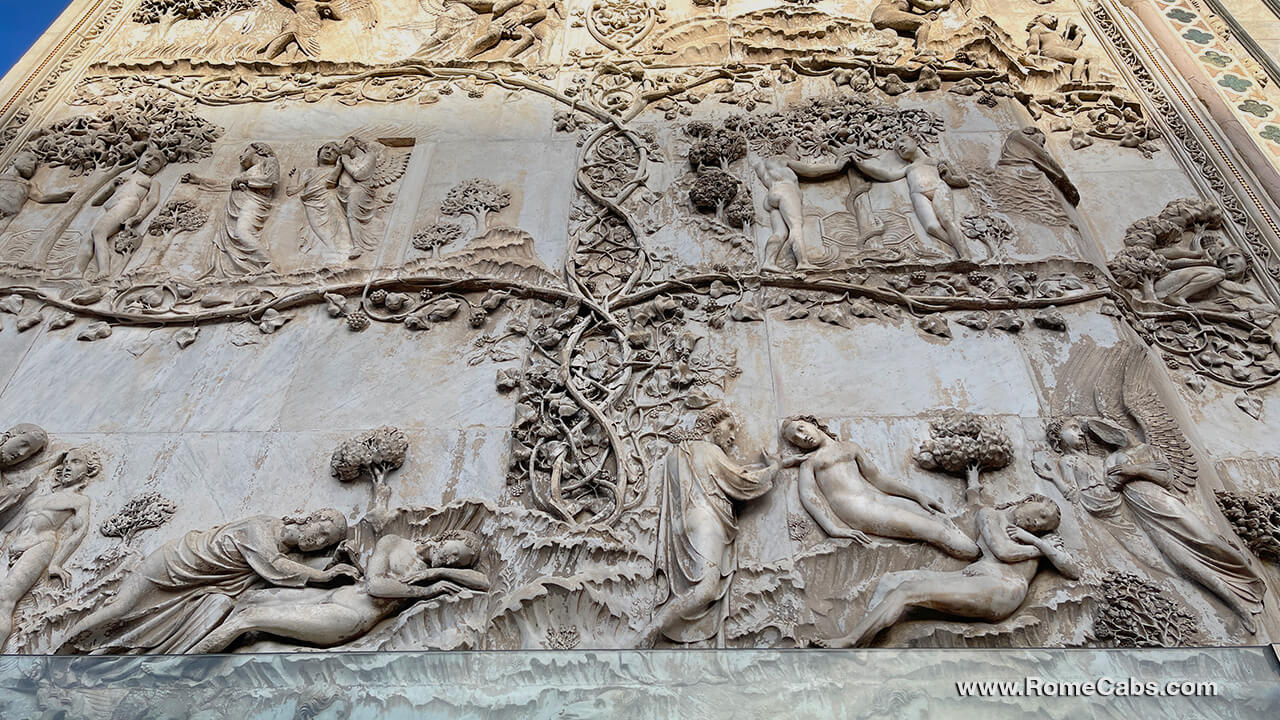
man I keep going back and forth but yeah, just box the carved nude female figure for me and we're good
[781,416,979,560]
[747,150,847,272]
[821,493,1079,648]
[850,136,970,261]
[187,530,490,653]
[184,142,279,277]
[0,448,97,648]
[79,146,168,279]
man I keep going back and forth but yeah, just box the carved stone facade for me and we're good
[2,0,1280,659]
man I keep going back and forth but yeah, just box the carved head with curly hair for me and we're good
[998,493,1062,535]
[283,508,349,553]
[54,447,102,488]
[422,529,482,568]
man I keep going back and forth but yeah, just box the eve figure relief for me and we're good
[847,136,971,261]
[289,137,408,260]
[780,416,980,560]
[187,530,489,653]
[0,150,73,238]
[183,142,279,278]
[820,492,1079,648]
[643,406,787,647]
[0,448,98,649]
[61,509,357,654]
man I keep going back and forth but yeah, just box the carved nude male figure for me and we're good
[849,136,970,261]
[870,0,955,49]
[642,406,786,646]
[78,146,167,280]
[1026,14,1091,83]
[0,150,73,237]
[0,448,97,648]
[747,150,849,272]
[188,530,490,652]
[822,492,1079,647]
[62,509,357,654]
[782,416,979,559]
[0,424,48,520]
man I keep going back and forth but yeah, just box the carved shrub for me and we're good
[1215,489,1280,563]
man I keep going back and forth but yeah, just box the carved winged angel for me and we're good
[290,137,409,258]
[1036,348,1266,632]
[259,0,380,60]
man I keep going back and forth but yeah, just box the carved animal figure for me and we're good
[781,416,979,559]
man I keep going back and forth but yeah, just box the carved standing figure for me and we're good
[820,492,1079,648]
[642,406,784,646]
[746,150,848,272]
[0,424,48,520]
[184,143,280,277]
[78,146,168,280]
[61,509,357,654]
[0,150,73,237]
[850,136,970,261]
[1025,14,1091,83]
[781,416,979,559]
[333,136,409,259]
[0,448,98,648]
[187,530,489,652]
[1045,415,1266,632]
[287,141,350,254]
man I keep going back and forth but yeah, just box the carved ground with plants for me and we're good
[1,0,1280,665]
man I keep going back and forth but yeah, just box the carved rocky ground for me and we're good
[0,0,1279,669]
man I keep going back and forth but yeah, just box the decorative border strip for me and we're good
[1150,0,1280,159]
[0,0,125,154]
[1092,0,1280,284]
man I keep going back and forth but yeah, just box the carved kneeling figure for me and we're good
[821,493,1079,648]
[188,530,489,653]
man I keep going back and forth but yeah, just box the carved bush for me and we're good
[1215,490,1280,563]
[914,411,1013,493]
[1107,245,1168,301]
[132,0,258,24]
[1092,571,1201,648]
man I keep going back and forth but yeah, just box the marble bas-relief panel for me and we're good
[1,0,1280,660]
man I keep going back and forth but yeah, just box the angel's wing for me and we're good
[1121,349,1198,493]
[417,0,449,16]
[329,0,380,29]
[369,148,410,189]
[294,4,325,57]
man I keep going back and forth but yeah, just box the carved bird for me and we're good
[260,0,381,60]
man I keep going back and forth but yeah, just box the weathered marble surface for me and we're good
[0,0,1279,657]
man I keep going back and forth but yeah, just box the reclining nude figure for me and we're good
[781,416,979,560]
[188,530,490,653]
[821,492,1079,648]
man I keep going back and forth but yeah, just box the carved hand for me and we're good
[917,495,945,514]
[48,565,71,586]
[1005,526,1039,546]
[834,528,873,545]
[322,563,362,582]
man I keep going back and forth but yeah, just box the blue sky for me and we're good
[0,4,69,79]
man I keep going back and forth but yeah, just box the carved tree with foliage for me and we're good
[330,426,410,514]
[440,178,512,236]
[915,410,1014,501]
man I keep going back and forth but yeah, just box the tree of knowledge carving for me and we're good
[1,0,1280,675]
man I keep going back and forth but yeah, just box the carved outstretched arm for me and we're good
[267,554,348,584]
[852,157,906,183]
[48,497,90,582]
[27,182,74,204]
[1105,460,1173,488]
[1034,535,1080,579]
[857,448,942,513]
[182,174,226,192]
[787,158,848,181]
